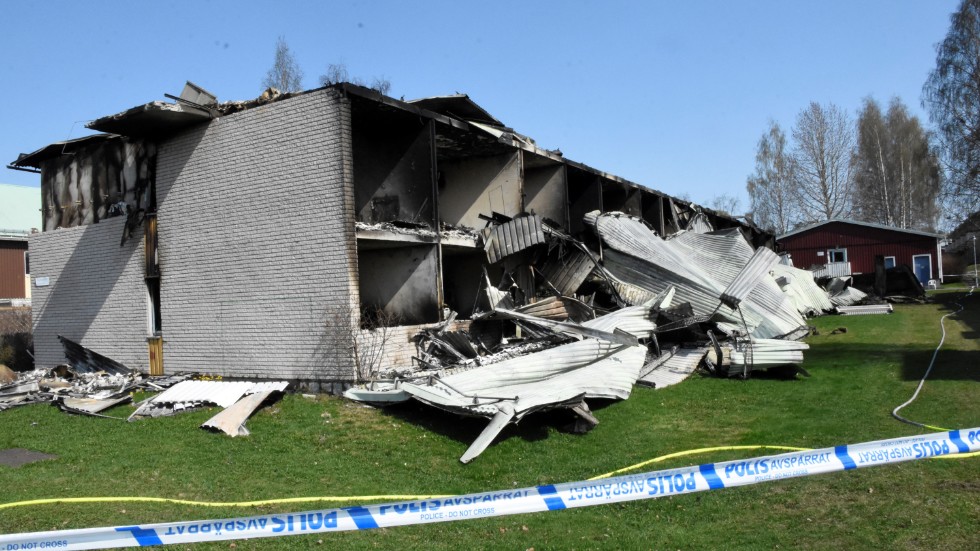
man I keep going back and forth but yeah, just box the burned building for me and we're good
[10,83,771,390]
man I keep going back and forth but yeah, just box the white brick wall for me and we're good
[155,88,359,381]
[29,217,149,370]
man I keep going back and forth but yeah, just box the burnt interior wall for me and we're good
[602,181,642,217]
[40,138,156,232]
[352,102,435,226]
[522,154,567,229]
[567,167,602,236]
[441,248,491,318]
[641,193,667,235]
[438,152,521,229]
[357,243,440,325]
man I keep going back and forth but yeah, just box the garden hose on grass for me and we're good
[2,288,977,513]
[891,285,976,432]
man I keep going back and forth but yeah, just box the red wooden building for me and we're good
[0,233,30,300]
[777,219,943,284]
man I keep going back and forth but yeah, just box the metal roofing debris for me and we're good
[10,135,120,170]
[342,209,858,461]
[726,338,810,377]
[86,100,213,138]
[130,380,289,419]
[637,346,709,388]
[539,248,595,296]
[58,395,132,416]
[829,286,868,307]
[772,264,835,315]
[201,390,279,437]
[719,246,779,310]
[406,94,505,127]
[686,212,715,234]
[484,214,546,264]
[836,304,894,315]
[587,212,806,339]
[57,336,133,375]
[0,361,285,436]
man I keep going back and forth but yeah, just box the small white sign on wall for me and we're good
[35,276,50,287]
[816,251,824,257]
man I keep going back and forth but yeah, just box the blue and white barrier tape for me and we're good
[1,428,977,550]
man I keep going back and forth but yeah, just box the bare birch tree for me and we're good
[319,63,392,95]
[746,122,799,234]
[791,102,854,222]
[708,194,742,216]
[262,36,304,93]
[853,97,941,231]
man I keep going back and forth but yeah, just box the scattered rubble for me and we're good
[0,337,285,435]
[344,210,847,462]
[4,209,909,458]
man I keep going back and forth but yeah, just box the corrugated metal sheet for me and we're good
[720,246,779,309]
[515,296,568,320]
[837,304,893,315]
[141,380,289,409]
[588,212,806,339]
[400,339,646,418]
[728,338,809,372]
[581,302,657,338]
[830,286,868,307]
[58,336,132,375]
[686,213,715,234]
[637,346,708,388]
[484,215,546,264]
[539,248,594,296]
[772,264,834,315]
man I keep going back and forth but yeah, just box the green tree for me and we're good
[923,0,980,224]
[853,98,941,231]
[262,36,304,93]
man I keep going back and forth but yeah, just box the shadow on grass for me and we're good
[377,400,584,449]
[931,289,980,340]
[901,350,980,382]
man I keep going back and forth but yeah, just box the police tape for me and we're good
[2,428,977,550]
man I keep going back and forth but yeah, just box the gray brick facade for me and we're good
[29,217,149,371]
[154,88,359,381]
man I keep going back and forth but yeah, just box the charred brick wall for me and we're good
[155,88,359,383]
[28,217,149,370]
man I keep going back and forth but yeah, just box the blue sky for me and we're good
[0,0,959,213]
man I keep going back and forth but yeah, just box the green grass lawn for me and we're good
[1,291,978,550]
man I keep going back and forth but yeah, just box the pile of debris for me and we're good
[346,211,820,462]
[0,337,286,437]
